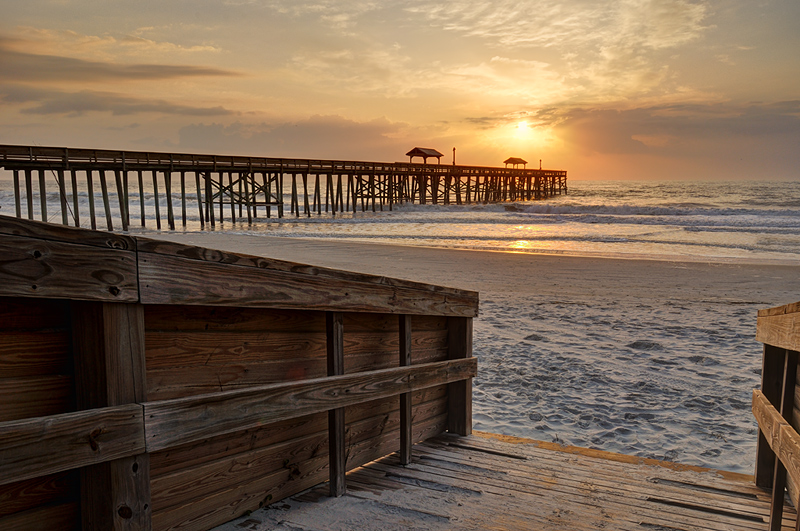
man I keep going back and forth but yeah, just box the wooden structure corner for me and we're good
[0,215,478,530]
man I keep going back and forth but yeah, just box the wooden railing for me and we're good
[0,215,478,530]
[752,301,800,530]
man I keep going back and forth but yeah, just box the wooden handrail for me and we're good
[752,389,800,508]
[0,404,144,486]
[0,358,476,486]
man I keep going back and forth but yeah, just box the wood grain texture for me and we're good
[753,389,800,507]
[0,405,144,486]
[135,236,474,300]
[0,233,137,302]
[138,252,477,317]
[326,312,346,497]
[144,305,325,333]
[0,214,134,250]
[0,331,72,378]
[758,312,800,352]
[0,471,78,517]
[72,302,151,531]
[447,316,473,436]
[144,358,476,452]
[0,375,74,421]
[759,302,800,318]
[0,501,79,531]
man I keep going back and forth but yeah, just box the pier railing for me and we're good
[0,215,478,530]
[752,301,800,529]
[0,144,567,231]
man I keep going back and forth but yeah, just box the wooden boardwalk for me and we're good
[216,432,794,531]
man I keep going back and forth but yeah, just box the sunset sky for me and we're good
[1,1,798,180]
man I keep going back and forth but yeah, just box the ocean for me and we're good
[2,177,799,473]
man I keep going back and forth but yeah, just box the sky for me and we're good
[1,0,799,180]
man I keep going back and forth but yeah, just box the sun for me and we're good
[516,121,530,136]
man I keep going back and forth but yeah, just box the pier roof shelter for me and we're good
[504,157,528,168]
[406,147,444,164]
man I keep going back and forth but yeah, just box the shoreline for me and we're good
[138,229,800,268]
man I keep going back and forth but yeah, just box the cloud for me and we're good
[0,38,238,83]
[0,84,235,117]
[405,0,708,50]
[554,101,800,158]
[176,115,420,159]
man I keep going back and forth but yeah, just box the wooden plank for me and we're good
[72,302,151,530]
[144,304,325,332]
[150,412,447,531]
[0,501,79,531]
[760,302,800,318]
[0,330,72,378]
[144,357,476,452]
[400,314,412,465]
[447,316,473,436]
[145,361,328,401]
[134,237,476,302]
[326,312,345,497]
[0,215,134,250]
[0,471,77,517]
[0,233,137,302]
[143,330,327,368]
[138,251,477,316]
[753,389,800,507]
[758,312,800,352]
[0,404,144,486]
[0,375,73,421]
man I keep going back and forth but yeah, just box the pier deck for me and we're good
[218,432,791,531]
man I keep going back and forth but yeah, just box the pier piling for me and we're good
[1,144,567,231]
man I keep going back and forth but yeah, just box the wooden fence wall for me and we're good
[0,215,478,530]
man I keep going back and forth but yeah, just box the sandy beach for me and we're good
[146,231,798,473]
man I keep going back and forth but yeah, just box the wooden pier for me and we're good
[0,144,568,231]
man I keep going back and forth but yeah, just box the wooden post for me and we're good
[228,172,236,223]
[38,170,48,222]
[756,344,787,487]
[400,315,412,465]
[87,170,97,230]
[326,312,346,497]
[769,348,798,530]
[71,302,151,530]
[447,317,473,436]
[57,170,69,225]
[99,170,113,231]
[114,170,129,231]
[25,169,34,220]
[195,172,205,229]
[165,171,175,230]
[151,171,162,230]
[71,169,81,227]
[13,169,21,218]
[180,171,187,227]
[137,171,145,227]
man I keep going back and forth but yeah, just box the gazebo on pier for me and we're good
[406,147,444,164]
[504,157,528,168]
